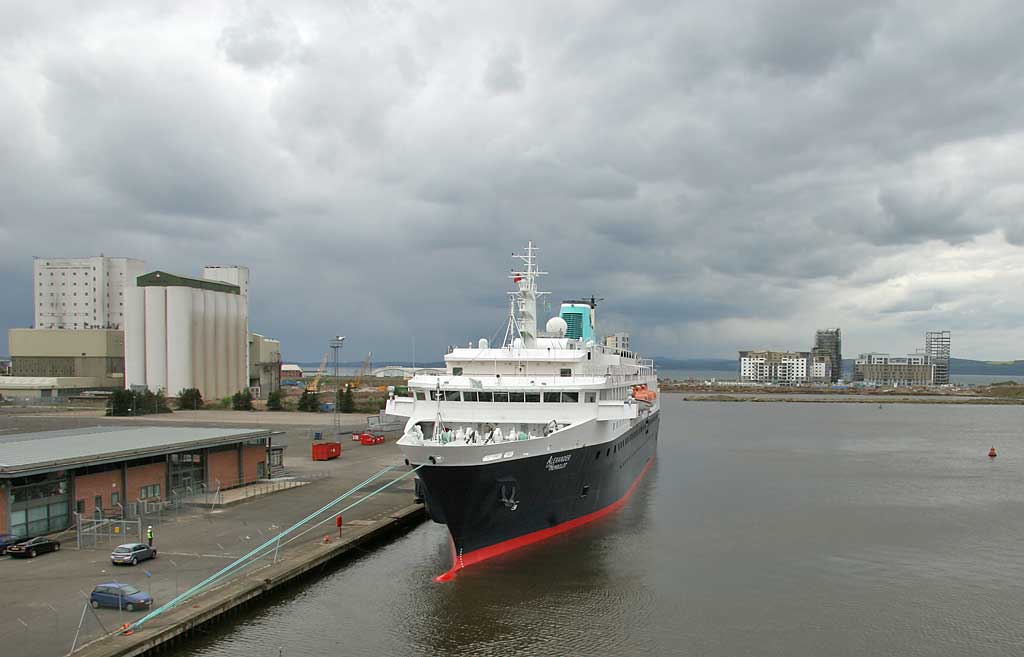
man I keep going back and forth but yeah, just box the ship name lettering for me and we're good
[545,454,572,471]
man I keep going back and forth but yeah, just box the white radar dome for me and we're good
[546,316,568,336]
[478,338,489,349]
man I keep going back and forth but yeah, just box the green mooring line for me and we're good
[131,464,403,629]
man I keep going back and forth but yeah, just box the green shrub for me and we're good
[232,389,254,411]
[297,390,320,412]
[107,389,172,416]
[177,387,203,410]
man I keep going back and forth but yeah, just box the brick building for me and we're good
[0,426,282,538]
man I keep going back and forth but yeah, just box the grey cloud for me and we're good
[39,54,286,224]
[3,1,1024,361]
[219,10,300,70]
[745,1,884,76]
[483,44,525,94]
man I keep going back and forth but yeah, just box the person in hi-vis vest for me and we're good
[147,525,154,547]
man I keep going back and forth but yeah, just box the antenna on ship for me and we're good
[503,241,548,348]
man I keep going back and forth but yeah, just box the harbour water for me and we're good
[177,396,1024,656]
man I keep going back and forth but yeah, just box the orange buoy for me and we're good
[323,534,332,543]
[988,447,997,458]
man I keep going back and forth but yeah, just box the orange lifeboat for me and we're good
[631,384,658,403]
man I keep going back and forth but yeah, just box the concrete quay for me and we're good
[73,504,425,657]
[0,409,424,657]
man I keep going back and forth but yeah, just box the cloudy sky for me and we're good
[2,1,1024,362]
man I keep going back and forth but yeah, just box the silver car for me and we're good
[110,543,157,566]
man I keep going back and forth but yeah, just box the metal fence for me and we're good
[75,514,142,549]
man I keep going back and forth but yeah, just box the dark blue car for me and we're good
[0,533,22,555]
[89,582,153,611]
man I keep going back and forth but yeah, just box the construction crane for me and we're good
[351,352,373,389]
[306,352,330,393]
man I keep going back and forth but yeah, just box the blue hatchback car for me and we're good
[89,583,153,611]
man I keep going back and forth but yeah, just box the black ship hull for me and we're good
[414,411,660,580]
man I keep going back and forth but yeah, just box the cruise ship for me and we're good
[386,243,660,580]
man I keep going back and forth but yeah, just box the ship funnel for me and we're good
[559,301,596,341]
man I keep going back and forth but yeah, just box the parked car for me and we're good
[0,533,23,555]
[6,536,60,558]
[110,543,157,566]
[89,583,153,611]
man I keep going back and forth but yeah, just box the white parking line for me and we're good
[159,551,239,559]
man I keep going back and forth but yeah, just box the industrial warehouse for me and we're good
[0,426,282,538]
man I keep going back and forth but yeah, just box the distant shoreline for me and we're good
[673,393,1024,405]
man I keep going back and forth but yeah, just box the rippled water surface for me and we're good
[179,398,1024,657]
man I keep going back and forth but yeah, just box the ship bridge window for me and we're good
[561,392,579,403]
[525,393,540,403]
[414,390,426,401]
[463,391,478,402]
[544,392,560,403]
[509,392,525,402]
[477,392,493,402]
[493,392,509,402]
[560,368,572,377]
[452,367,463,376]
[443,390,462,402]
[430,390,441,401]
[585,392,596,403]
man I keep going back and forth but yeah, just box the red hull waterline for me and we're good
[434,455,655,582]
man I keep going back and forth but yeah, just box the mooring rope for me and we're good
[131,464,404,629]
[272,463,424,551]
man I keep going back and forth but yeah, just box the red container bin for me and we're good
[311,441,342,460]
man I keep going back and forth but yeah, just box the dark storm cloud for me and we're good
[3,1,1024,361]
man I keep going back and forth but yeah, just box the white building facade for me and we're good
[603,332,630,352]
[33,257,146,330]
[738,350,811,385]
[124,271,248,400]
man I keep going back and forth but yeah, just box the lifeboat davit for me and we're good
[988,447,997,458]
[631,384,657,403]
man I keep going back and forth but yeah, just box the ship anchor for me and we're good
[500,483,520,511]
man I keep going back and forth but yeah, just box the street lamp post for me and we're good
[329,336,346,436]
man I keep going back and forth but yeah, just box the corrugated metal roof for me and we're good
[0,426,273,476]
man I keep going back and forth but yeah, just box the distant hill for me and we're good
[655,356,1024,378]
[839,357,1024,377]
[654,357,735,371]
[284,356,1024,377]
[948,358,1024,375]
